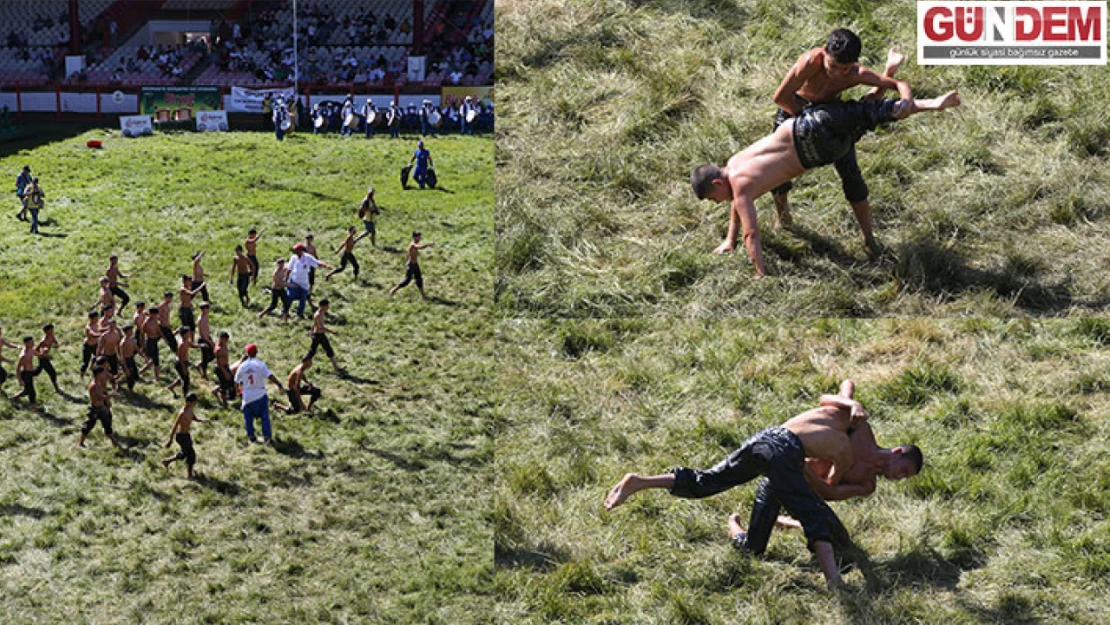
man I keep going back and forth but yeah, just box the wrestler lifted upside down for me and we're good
[691,91,960,277]
[604,380,923,588]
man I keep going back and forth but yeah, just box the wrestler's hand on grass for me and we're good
[712,239,735,255]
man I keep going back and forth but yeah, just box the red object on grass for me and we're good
[86,140,102,148]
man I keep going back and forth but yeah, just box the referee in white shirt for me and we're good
[233,343,284,443]
[287,243,330,319]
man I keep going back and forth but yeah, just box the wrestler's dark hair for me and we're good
[218,331,230,339]
[690,164,726,200]
[902,444,924,474]
[185,393,198,403]
[826,28,862,64]
[42,323,53,332]
[136,301,146,308]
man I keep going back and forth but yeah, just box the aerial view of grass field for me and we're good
[493,317,1110,624]
[0,128,494,623]
[495,0,1110,317]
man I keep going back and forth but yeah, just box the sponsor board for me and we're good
[196,110,229,132]
[141,86,221,120]
[228,86,297,113]
[120,114,153,138]
[918,1,1107,65]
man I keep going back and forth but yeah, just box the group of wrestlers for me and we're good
[606,28,960,588]
[3,181,435,479]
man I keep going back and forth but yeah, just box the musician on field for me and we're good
[389,101,402,139]
[340,95,355,137]
[420,99,437,137]
[273,99,288,142]
[459,96,477,135]
[361,98,377,138]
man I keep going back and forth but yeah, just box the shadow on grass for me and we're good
[337,369,378,385]
[194,474,242,496]
[35,407,69,427]
[209,164,347,203]
[127,392,174,412]
[428,295,463,307]
[361,444,427,472]
[892,239,1081,313]
[494,541,568,573]
[271,436,325,460]
[53,389,82,404]
[0,123,102,157]
[0,503,46,519]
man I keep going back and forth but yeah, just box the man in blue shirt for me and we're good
[409,140,433,190]
[15,165,31,221]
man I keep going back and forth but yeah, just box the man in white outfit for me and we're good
[233,343,284,443]
[286,243,331,319]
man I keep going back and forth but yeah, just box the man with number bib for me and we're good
[233,343,284,444]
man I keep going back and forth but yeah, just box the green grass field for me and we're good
[493,317,1110,623]
[495,0,1110,317]
[0,127,494,623]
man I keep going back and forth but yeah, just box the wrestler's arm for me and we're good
[819,394,868,424]
[802,465,876,502]
[856,68,912,102]
[773,53,821,115]
[839,379,854,398]
[728,192,764,277]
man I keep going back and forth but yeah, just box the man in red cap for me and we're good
[232,343,284,443]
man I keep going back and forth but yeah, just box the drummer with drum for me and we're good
[273,98,289,142]
[389,101,403,139]
[341,95,355,137]
[420,99,439,137]
[361,98,377,138]
[460,96,478,135]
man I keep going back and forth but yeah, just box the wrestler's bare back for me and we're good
[726,124,806,200]
[781,406,853,471]
[806,420,880,486]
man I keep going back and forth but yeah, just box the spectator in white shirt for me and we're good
[233,343,284,443]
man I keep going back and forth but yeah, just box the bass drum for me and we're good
[314,115,326,129]
[428,110,442,128]
[280,119,292,132]
[344,113,361,129]
[465,109,478,124]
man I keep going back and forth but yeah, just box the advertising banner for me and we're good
[196,110,229,132]
[441,86,494,106]
[918,1,1107,65]
[228,86,297,113]
[120,114,153,137]
[140,86,221,121]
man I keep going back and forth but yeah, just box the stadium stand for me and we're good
[0,0,493,88]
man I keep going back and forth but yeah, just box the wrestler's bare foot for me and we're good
[775,514,803,529]
[902,90,962,117]
[712,239,735,255]
[604,473,643,511]
[728,512,746,540]
[935,90,961,111]
[885,47,904,75]
[773,194,793,229]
